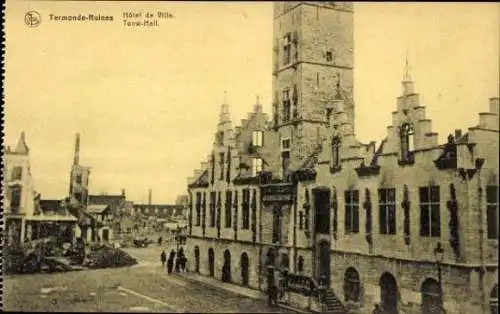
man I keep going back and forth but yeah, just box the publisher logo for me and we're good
[25,11,41,28]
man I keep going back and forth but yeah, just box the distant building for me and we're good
[3,132,78,244]
[3,132,39,244]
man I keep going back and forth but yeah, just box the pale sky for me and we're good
[4,1,499,204]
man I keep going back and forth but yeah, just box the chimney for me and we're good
[148,189,152,205]
[454,129,462,140]
[121,189,126,197]
[74,133,81,165]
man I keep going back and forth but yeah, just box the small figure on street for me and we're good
[167,249,176,274]
[181,256,187,272]
[372,304,383,314]
[158,236,163,246]
[175,247,184,273]
[268,284,278,307]
[160,250,166,267]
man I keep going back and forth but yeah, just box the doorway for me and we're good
[194,246,200,273]
[208,248,215,277]
[222,250,231,283]
[318,240,331,286]
[241,253,249,286]
[380,272,399,314]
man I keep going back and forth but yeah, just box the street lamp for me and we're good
[434,242,445,313]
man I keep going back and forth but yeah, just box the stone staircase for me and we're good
[320,288,348,314]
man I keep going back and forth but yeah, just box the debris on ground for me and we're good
[4,236,135,274]
[84,246,138,269]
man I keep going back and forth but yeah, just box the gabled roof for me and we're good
[188,169,209,188]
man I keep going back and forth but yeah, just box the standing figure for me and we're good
[160,250,166,267]
[167,249,176,274]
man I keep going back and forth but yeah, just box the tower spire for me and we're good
[401,51,415,95]
[254,94,263,113]
[74,133,80,165]
[219,91,231,124]
[403,50,412,82]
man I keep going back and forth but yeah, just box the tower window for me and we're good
[283,33,292,66]
[252,131,263,147]
[281,138,291,178]
[282,89,291,122]
[11,166,22,181]
[282,139,291,151]
[76,174,82,184]
[326,51,333,62]
[219,153,225,180]
[10,184,22,211]
[400,123,415,163]
[251,158,263,177]
[419,186,440,237]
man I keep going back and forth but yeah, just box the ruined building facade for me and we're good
[185,2,499,314]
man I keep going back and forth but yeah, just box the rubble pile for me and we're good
[84,245,138,269]
[4,237,85,274]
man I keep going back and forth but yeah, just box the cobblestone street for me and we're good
[4,246,290,313]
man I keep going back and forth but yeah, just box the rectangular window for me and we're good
[487,186,499,239]
[326,51,333,62]
[11,166,22,181]
[219,153,225,181]
[76,174,82,184]
[10,185,22,210]
[282,139,291,151]
[252,158,263,177]
[283,33,291,65]
[299,211,303,230]
[225,190,232,228]
[379,188,396,235]
[344,190,359,233]
[242,189,250,229]
[210,192,216,227]
[419,186,441,237]
[252,130,263,147]
[281,138,291,177]
[273,210,281,243]
[195,192,201,226]
[282,89,291,122]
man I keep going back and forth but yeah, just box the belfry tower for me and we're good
[272,2,354,178]
[69,133,91,206]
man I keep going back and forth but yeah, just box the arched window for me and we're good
[420,278,442,314]
[343,267,361,302]
[400,123,415,162]
[331,136,341,169]
[490,284,498,314]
